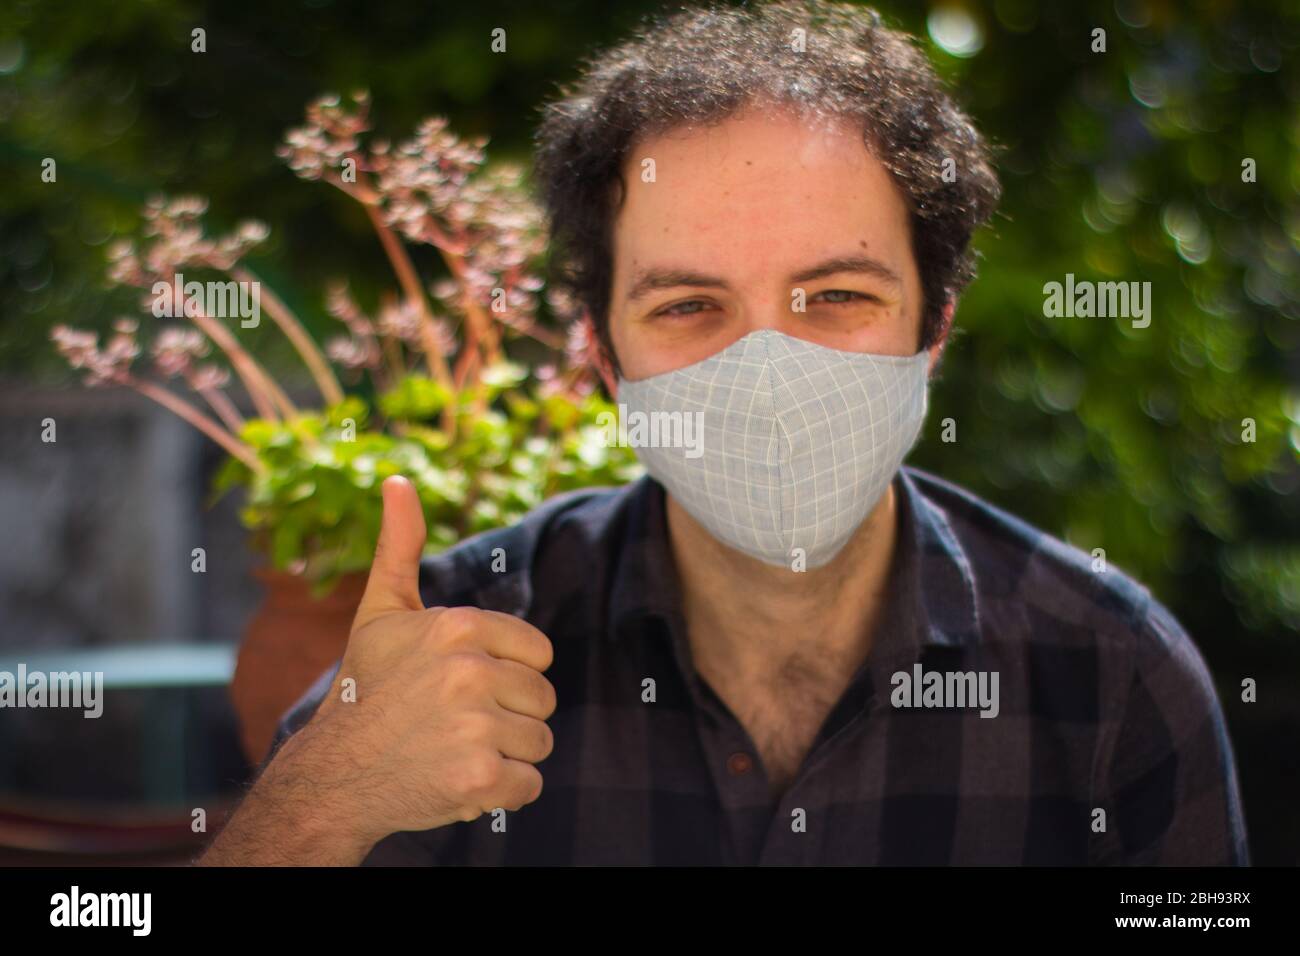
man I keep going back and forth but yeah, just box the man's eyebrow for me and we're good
[623,254,902,303]
[788,255,902,287]
[625,268,728,302]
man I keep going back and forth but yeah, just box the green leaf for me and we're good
[379,375,453,421]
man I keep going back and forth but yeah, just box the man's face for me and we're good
[607,107,930,383]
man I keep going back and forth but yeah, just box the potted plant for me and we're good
[51,91,641,763]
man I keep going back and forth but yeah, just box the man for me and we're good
[199,0,1248,865]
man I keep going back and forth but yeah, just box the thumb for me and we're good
[357,475,428,625]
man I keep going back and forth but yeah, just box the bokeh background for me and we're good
[0,0,1296,863]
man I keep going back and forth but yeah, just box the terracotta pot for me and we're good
[230,568,367,766]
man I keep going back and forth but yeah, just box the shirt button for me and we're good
[726,752,753,776]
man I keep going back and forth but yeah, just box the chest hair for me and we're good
[709,649,854,796]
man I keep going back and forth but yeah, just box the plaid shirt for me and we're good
[272,466,1249,865]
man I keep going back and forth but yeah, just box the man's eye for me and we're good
[656,299,714,317]
[815,290,876,305]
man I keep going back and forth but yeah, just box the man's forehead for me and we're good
[620,111,880,195]
[614,111,905,243]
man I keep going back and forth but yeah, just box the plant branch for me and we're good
[361,203,454,389]
[126,374,262,472]
[184,372,246,433]
[437,245,501,366]
[234,266,344,406]
[188,308,298,420]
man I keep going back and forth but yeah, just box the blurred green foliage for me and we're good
[213,368,641,594]
[894,0,1300,647]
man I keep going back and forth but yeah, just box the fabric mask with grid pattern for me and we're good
[616,329,929,569]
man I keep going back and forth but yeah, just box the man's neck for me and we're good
[665,482,901,692]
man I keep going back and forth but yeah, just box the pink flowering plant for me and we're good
[52,92,640,593]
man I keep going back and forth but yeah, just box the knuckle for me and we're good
[459,752,501,795]
[442,653,491,694]
[452,707,496,743]
[433,606,480,646]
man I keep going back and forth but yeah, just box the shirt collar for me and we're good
[607,475,685,640]
[896,465,983,651]
[606,467,982,656]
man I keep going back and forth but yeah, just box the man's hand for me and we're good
[198,475,556,865]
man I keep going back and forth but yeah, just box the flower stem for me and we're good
[188,309,298,420]
[437,245,501,365]
[185,373,246,433]
[234,266,344,406]
[374,292,408,382]
[126,375,262,472]
[361,203,454,390]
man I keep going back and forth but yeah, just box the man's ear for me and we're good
[927,300,956,376]
[580,310,619,396]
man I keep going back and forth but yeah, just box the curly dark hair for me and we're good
[532,0,1001,373]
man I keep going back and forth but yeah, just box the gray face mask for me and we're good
[616,329,929,569]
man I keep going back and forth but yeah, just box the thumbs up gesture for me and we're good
[296,475,557,846]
